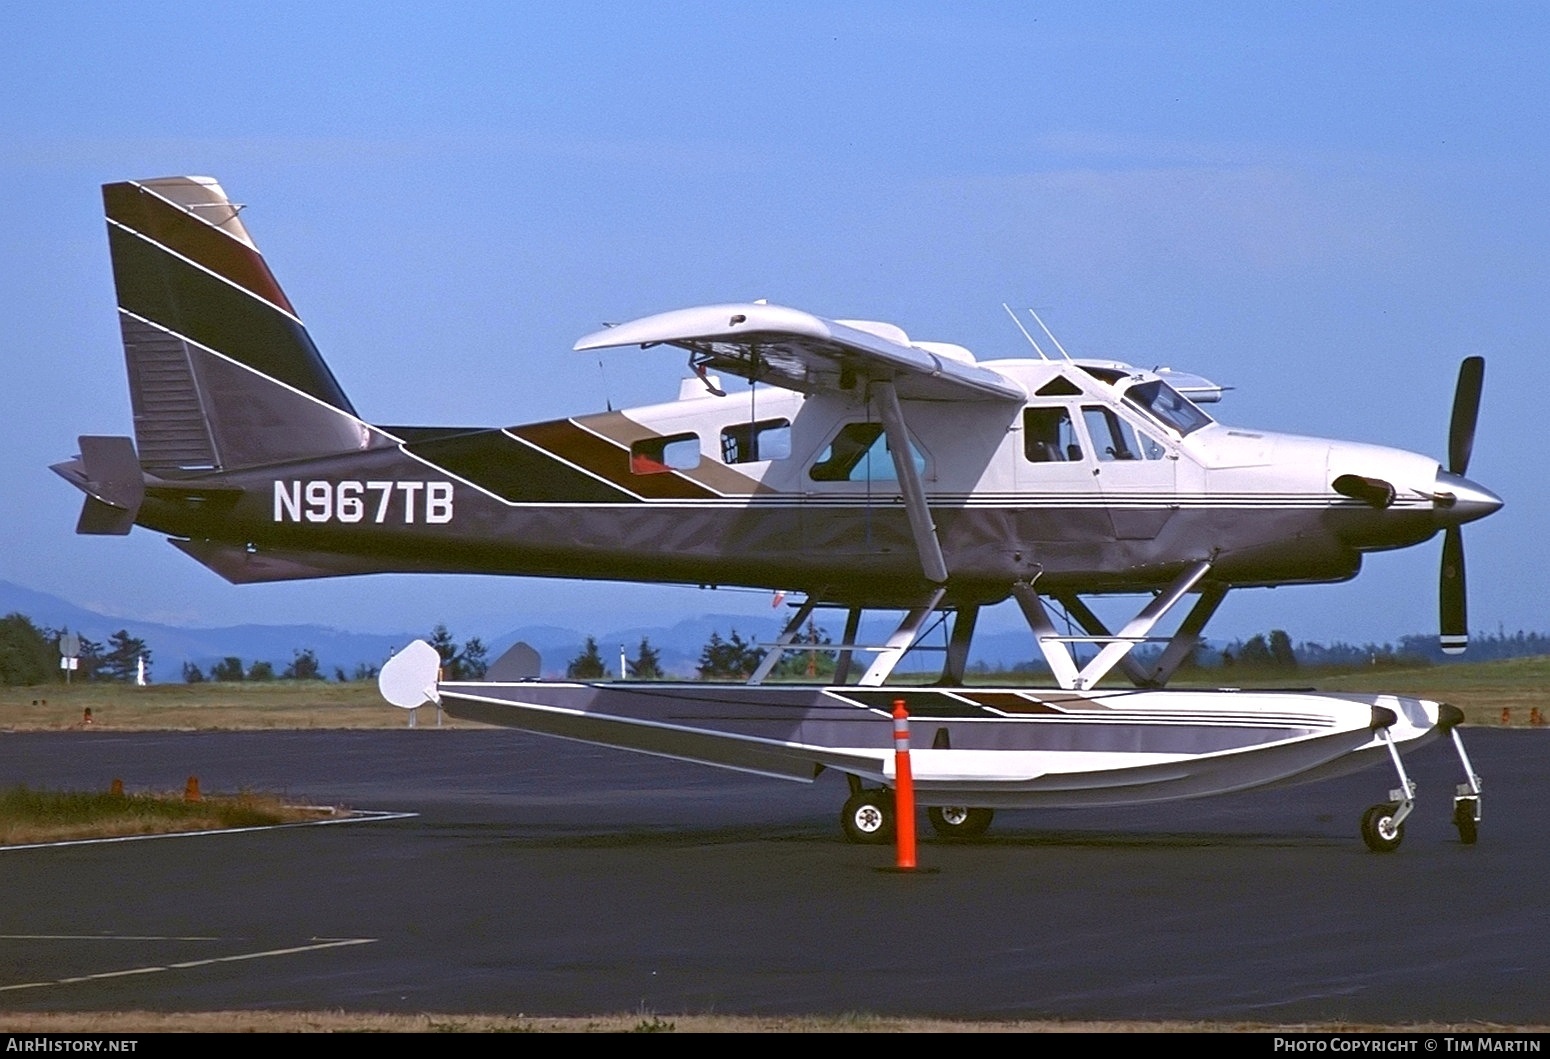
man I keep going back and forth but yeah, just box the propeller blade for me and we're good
[1448,356,1484,475]
[1440,526,1467,654]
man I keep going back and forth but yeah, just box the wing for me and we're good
[575,302,1026,403]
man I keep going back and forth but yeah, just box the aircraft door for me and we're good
[1080,405,1178,539]
[1014,404,1111,542]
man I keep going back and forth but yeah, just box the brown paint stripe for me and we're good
[576,411,775,497]
[509,419,720,501]
[962,692,1065,714]
[103,182,296,315]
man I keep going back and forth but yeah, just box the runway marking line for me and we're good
[0,809,417,852]
[0,935,222,942]
[0,937,377,993]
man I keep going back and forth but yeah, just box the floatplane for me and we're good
[55,176,1502,850]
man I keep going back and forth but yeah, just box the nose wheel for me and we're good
[1362,728,1416,853]
[1361,719,1484,851]
[1453,798,1480,844]
[1449,725,1483,845]
[1361,802,1406,852]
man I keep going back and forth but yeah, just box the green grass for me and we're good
[0,785,333,845]
[1163,654,1550,726]
[0,679,465,730]
[3,654,1548,731]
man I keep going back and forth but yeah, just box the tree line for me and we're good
[180,624,488,683]
[0,611,489,687]
[13,604,1548,688]
[565,620,838,681]
[0,613,150,685]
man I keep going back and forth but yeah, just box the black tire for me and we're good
[927,805,994,839]
[1360,802,1404,853]
[841,789,894,844]
[1453,801,1479,845]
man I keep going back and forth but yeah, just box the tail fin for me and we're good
[104,176,378,473]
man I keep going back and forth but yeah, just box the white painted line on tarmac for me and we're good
[0,809,418,852]
[0,937,377,993]
[0,934,222,942]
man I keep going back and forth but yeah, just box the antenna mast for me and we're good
[1002,303,1049,360]
[1027,308,1075,362]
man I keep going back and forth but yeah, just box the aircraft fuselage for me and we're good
[117,361,1479,607]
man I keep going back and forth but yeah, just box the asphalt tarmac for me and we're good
[0,727,1544,1023]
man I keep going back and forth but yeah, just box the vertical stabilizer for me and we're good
[104,177,379,472]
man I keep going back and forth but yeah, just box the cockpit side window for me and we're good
[1123,380,1212,436]
[1082,406,1164,462]
[809,422,927,482]
[1136,428,1168,460]
[1023,406,1083,463]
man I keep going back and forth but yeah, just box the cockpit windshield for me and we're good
[1122,379,1212,436]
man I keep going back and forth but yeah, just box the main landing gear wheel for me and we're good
[927,805,994,839]
[841,789,895,844]
[1361,803,1405,853]
[1453,799,1480,845]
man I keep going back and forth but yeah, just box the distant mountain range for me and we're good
[7,578,1540,682]
[0,579,1046,680]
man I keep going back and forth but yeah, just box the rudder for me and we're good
[104,177,378,472]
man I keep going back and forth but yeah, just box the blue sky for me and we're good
[1,2,1544,647]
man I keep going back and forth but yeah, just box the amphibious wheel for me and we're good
[841,789,895,844]
[927,805,994,839]
[1361,802,1405,853]
[1453,799,1479,845]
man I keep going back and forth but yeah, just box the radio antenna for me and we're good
[1002,303,1050,360]
[1027,308,1075,362]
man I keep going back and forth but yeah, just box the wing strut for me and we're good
[874,381,948,585]
[747,595,821,685]
[859,588,947,686]
[1014,561,1215,690]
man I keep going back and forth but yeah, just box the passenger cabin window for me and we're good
[1023,407,1083,463]
[630,432,700,474]
[809,422,926,482]
[721,418,791,464]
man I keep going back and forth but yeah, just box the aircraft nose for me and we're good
[1432,470,1503,526]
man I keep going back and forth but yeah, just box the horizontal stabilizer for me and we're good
[54,436,145,536]
[76,496,136,536]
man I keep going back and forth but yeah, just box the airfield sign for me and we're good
[58,631,80,682]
